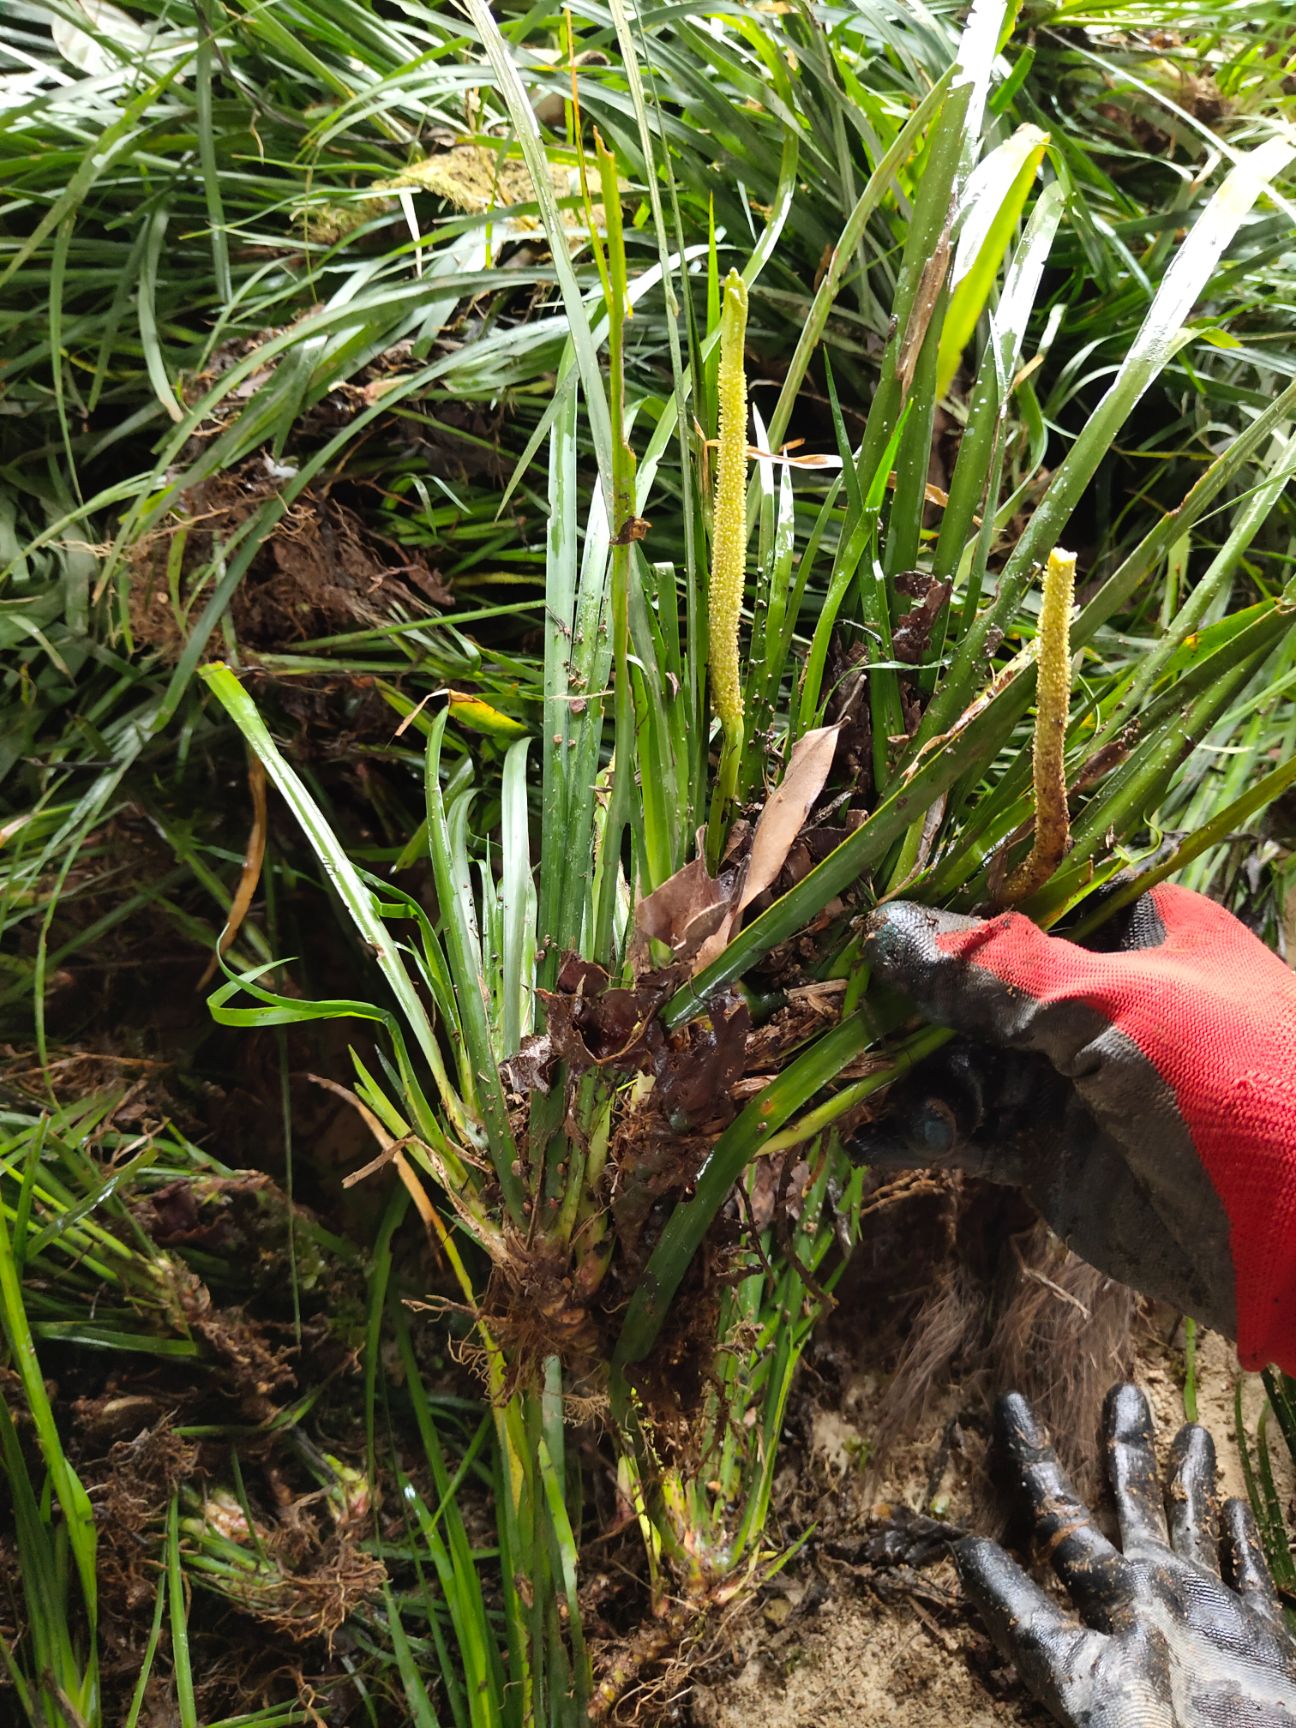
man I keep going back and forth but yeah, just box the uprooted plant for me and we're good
[192,2,1296,1717]
[4,0,1296,1722]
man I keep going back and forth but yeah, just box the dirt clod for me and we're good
[129,464,450,662]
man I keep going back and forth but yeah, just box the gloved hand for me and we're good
[959,1383,1296,1725]
[856,885,1296,1374]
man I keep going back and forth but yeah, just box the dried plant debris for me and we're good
[636,725,842,973]
[535,954,677,1077]
[128,465,450,661]
[298,140,612,246]
[185,1484,385,1644]
[159,1262,298,1418]
[636,856,740,966]
[455,1238,608,1396]
[891,571,952,666]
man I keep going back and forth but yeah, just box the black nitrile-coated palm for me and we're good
[960,1385,1296,1726]
[848,1032,1235,1336]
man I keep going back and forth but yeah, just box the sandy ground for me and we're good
[694,1593,1041,1727]
[687,1314,1288,1728]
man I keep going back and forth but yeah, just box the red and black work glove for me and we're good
[855,884,1296,1375]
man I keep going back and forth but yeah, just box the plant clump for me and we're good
[3,0,1296,1723]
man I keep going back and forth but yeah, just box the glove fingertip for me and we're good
[1102,1381,1155,1444]
[865,902,1086,1046]
[863,901,986,985]
[995,1389,1046,1452]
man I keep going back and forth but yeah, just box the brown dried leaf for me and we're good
[197,751,268,990]
[654,993,751,1127]
[692,724,842,973]
[891,573,952,665]
[537,960,673,1076]
[501,1032,555,1096]
[897,216,953,401]
[634,856,736,962]
[737,724,841,917]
